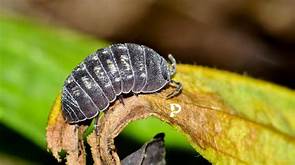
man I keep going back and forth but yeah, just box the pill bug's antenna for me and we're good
[94,114,100,135]
[168,54,176,76]
[166,54,182,99]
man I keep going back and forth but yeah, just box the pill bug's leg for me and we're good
[166,79,182,99]
[74,124,79,132]
[168,54,176,76]
[74,124,79,138]
[118,95,125,106]
[93,112,100,135]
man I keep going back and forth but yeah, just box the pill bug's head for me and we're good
[160,54,177,82]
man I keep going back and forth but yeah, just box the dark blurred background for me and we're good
[0,0,294,164]
[1,0,294,88]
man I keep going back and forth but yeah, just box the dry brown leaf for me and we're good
[47,84,219,164]
[46,95,87,164]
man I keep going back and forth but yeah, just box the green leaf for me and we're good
[0,15,108,147]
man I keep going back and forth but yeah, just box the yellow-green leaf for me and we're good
[48,64,295,164]
[159,65,295,164]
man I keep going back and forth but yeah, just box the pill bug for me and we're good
[61,43,182,123]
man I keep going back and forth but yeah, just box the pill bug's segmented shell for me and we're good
[62,43,173,123]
